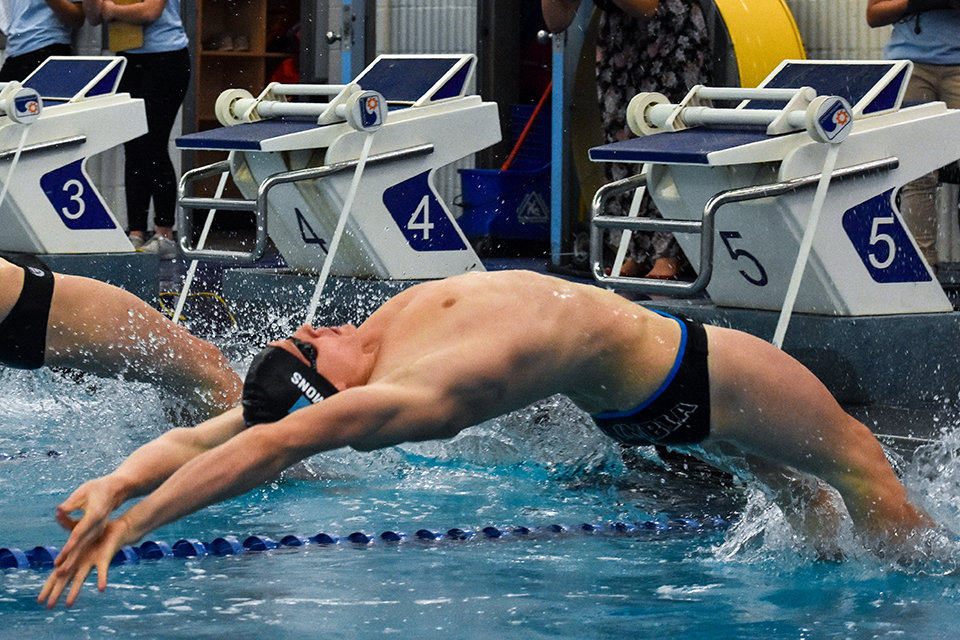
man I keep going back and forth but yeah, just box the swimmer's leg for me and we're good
[702,325,931,549]
[44,273,241,415]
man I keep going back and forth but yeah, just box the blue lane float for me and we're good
[0,517,731,571]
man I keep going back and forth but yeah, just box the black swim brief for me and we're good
[0,253,54,369]
[591,313,710,447]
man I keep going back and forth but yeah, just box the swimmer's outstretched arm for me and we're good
[41,382,457,608]
[43,408,247,602]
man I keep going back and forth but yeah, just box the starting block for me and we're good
[0,57,146,254]
[590,60,957,316]
[176,54,500,279]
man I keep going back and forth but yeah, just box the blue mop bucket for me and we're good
[458,158,551,241]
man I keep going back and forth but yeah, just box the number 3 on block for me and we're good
[40,159,116,230]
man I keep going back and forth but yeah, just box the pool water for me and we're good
[2,355,960,639]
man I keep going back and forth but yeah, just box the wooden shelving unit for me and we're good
[186,0,299,211]
[193,0,300,132]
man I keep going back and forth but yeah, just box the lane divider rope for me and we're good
[0,517,731,570]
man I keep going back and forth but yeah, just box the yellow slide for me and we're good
[712,0,806,88]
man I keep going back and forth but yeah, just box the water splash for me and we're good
[708,420,960,572]
[904,424,960,530]
[6,328,960,576]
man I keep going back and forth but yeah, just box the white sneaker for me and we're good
[139,235,177,260]
[128,234,144,250]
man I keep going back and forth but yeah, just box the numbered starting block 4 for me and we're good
[0,56,146,254]
[590,59,956,316]
[176,54,499,279]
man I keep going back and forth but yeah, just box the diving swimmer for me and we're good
[0,254,241,416]
[40,269,931,607]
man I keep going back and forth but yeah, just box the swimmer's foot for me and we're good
[603,259,643,278]
[620,258,645,277]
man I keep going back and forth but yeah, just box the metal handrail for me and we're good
[0,134,86,160]
[176,143,435,263]
[590,156,900,294]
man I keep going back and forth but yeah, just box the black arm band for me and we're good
[0,253,54,369]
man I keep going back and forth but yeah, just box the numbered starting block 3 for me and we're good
[590,59,957,316]
[0,56,146,254]
[176,54,499,279]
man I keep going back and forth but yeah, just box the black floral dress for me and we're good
[595,0,712,275]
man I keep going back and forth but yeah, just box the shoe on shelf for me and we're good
[139,235,177,260]
[128,234,144,250]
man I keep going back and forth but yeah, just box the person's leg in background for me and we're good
[0,43,72,82]
[898,63,944,270]
[119,49,190,257]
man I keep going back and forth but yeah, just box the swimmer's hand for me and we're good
[37,477,131,608]
[38,515,132,608]
[51,476,128,562]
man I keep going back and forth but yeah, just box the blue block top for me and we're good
[589,61,911,165]
[176,55,478,151]
[589,128,770,164]
[23,57,123,101]
[355,56,469,104]
[177,119,322,150]
[746,61,905,116]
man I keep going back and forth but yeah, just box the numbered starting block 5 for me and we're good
[590,60,957,316]
[0,57,146,254]
[176,54,500,279]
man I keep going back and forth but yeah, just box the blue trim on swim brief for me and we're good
[592,311,687,420]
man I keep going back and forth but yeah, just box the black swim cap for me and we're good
[242,343,340,426]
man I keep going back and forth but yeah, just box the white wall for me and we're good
[783,0,890,61]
